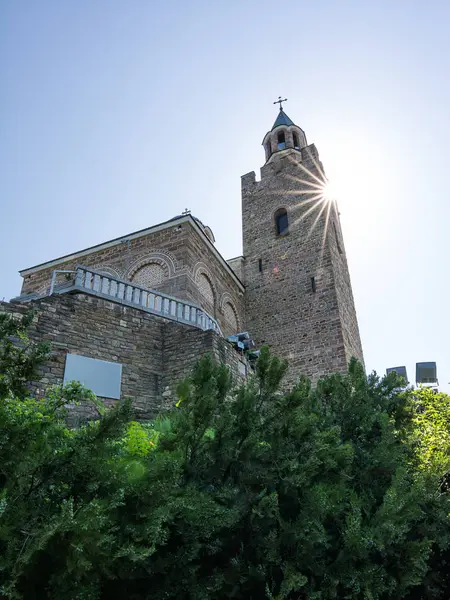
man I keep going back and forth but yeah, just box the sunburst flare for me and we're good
[284,153,339,253]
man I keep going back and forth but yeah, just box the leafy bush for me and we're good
[0,311,449,599]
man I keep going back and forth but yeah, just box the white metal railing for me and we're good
[49,265,222,335]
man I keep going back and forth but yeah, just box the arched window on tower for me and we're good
[274,208,289,236]
[277,131,286,150]
[293,132,300,149]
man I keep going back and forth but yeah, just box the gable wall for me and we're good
[19,219,244,336]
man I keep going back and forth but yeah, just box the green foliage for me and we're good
[0,311,49,398]
[409,388,450,475]
[1,316,450,599]
[123,421,153,457]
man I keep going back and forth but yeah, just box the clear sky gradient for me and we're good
[1,1,449,390]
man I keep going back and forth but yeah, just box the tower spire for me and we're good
[262,102,305,158]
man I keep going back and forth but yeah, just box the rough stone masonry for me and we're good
[242,112,363,385]
[0,294,248,420]
[2,105,364,413]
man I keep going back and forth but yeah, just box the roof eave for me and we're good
[20,215,245,292]
[19,215,191,276]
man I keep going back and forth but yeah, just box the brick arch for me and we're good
[197,273,215,307]
[127,259,169,290]
[193,263,217,308]
[220,292,240,333]
[92,265,122,279]
[132,263,167,288]
[126,251,176,282]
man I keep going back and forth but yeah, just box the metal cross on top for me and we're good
[182,208,191,216]
[273,96,288,111]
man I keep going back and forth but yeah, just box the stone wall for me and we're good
[328,216,365,368]
[162,326,248,394]
[18,216,244,337]
[183,226,245,336]
[0,292,248,419]
[226,257,245,286]
[242,144,364,386]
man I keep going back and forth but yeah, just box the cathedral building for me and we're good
[2,104,363,416]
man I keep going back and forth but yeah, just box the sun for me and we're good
[277,152,342,261]
[322,178,339,203]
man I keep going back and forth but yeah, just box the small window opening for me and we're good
[258,258,263,273]
[311,276,316,293]
[333,222,343,254]
[274,208,289,236]
[293,132,300,149]
[277,131,286,150]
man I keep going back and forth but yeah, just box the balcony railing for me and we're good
[20,265,223,335]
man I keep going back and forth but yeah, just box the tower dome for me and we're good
[262,105,307,162]
[193,217,215,243]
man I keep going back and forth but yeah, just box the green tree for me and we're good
[402,387,450,599]
[0,311,49,399]
[1,312,450,599]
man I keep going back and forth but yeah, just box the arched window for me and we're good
[96,266,121,279]
[293,132,300,149]
[224,301,239,333]
[274,208,289,236]
[131,263,166,288]
[197,272,215,306]
[277,131,286,150]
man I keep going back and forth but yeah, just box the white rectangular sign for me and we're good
[63,354,122,400]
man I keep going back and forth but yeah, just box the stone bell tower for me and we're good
[241,100,364,384]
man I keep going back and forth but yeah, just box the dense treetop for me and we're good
[0,311,449,599]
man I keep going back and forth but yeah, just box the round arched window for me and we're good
[131,263,166,288]
[224,301,239,333]
[274,208,289,236]
[197,273,215,306]
[277,131,286,150]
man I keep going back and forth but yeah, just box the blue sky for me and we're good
[1,0,449,390]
